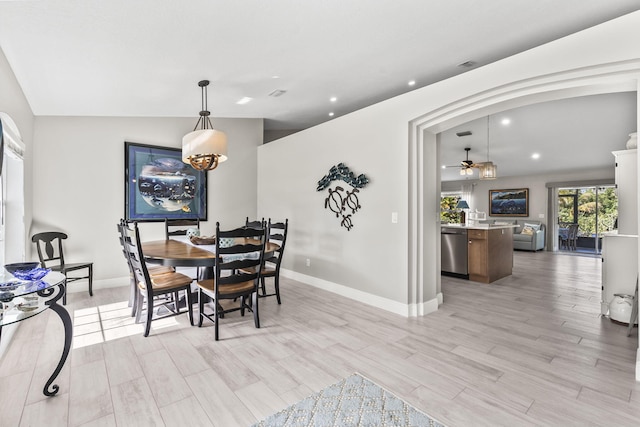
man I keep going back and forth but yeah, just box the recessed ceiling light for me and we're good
[330,97,337,102]
[457,60,476,68]
[531,153,540,159]
[501,118,511,125]
[268,89,286,97]
[272,75,280,79]
[236,97,252,105]
[329,112,334,117]
[408,80,416,86]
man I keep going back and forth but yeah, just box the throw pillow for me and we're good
[524,222,541,231]
[521,225,534,235]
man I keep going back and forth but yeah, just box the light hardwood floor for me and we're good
[1,251,639,426]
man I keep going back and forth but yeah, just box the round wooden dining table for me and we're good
[141,238,279,268]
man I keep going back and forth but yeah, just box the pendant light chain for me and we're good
[486,115,490,162]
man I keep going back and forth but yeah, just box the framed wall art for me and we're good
[124,141,207,222]
[489,188,529,217]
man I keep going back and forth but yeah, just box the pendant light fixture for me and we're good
[182,80,228,171]
[479,116,497,180]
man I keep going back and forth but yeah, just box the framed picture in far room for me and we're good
[124,141,207,222]
[489,188,529,217]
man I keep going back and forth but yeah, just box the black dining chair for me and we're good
[245,217,265,231]
[165,218,200,239]
[196,222,266,341]
[31,231,93,305]
[121,221,194,337]
[117,219,175,317]
[259,219,288,304]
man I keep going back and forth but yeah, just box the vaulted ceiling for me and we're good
[0,1,638,179]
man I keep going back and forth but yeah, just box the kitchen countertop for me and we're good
[441,224,519,230]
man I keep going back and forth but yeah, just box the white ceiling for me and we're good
[440,92,637,182]
[0,1,638,179]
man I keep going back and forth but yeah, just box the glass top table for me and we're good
[0,270,71,396]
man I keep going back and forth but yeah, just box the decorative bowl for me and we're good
[12,268,50,281]
[4,262,40,275]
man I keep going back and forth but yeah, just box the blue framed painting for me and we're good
[124,141,207,222]
[489,188,529,217]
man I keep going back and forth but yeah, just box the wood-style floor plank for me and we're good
[0,251,638,426]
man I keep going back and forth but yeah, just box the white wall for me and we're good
[30,116,262,284]
[257,11,640,316]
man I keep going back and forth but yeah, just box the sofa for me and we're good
[479,219,546,251]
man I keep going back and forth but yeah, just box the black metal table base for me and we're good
[39,282,72,396]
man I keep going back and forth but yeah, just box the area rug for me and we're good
[251,373,445,427]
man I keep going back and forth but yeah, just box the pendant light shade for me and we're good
[182,80,228,171]
[479,161,497,180]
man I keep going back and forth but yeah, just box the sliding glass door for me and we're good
[557,185,617,254]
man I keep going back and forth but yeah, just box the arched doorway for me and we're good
[406,61,640,376]
[407,61,640,315]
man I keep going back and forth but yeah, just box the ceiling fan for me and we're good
[444,147,481,175]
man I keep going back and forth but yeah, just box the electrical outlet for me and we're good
[306,258,311,267]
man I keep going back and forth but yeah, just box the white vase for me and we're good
[609,294,637,324]
[626,132,637,150]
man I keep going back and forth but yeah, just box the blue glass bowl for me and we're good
[4,262,40,275]
[11,267,50,281]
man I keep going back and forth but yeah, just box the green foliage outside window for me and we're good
[441,195,461,224]
[558,187,617,237]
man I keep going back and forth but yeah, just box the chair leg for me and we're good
[186,289,194,326]
[143,296,152,337]
[197,289,204,327]
[252,291,260,329]
[214,296,220,341]
[88,265,93,297]
[62,277,68,305]
[274,275,281,304]
[261,277,266,296]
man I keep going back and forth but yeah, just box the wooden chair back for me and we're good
[265,218,288,271]
[165,218,200,239]
[32,231,69,268]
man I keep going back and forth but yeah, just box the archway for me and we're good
[407,60,640,314]
[407,60,640,376]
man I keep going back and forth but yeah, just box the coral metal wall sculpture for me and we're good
[317,163,369,231]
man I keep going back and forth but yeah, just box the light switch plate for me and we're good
[391,212,398,223]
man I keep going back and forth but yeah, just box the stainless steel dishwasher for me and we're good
[441,227,468,277]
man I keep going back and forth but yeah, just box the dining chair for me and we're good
[559,223,579,251]
[121,221,194,337]
[31,231,93,305]
[117,220,175,317]
[196,222,266,341]
[165,218,200,239]
[165,217,201,280]
[245,217,265,229]
[258,218,288,304]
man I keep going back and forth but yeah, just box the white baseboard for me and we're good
[281,269,440,318]
[65,276,129,293]
[636,349,640,382]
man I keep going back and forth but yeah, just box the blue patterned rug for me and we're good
[251,373,445,427]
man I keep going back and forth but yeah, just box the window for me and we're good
[441,192,462,224]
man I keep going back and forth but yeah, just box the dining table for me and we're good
[142,236,280,269]
[0,270,70,396]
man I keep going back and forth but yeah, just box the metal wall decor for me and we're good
[317,163,369,231]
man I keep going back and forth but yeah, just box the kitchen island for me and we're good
[441,224,517,283]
